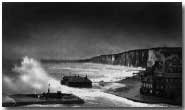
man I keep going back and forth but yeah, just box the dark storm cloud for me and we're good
[3,2,182,60]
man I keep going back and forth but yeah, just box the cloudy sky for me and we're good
[3,2,182,60]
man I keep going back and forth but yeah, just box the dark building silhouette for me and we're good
[140,48,182,105]
[61,75,92,88]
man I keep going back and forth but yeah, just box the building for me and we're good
[140,73,182,98]
[140,48,182,104]
[61,75,92,88]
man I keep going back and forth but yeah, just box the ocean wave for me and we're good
[3,56,164,107]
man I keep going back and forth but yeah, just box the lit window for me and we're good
[161,86,163,89]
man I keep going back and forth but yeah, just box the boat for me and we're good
[2,84,84,107]
[61,74,92,88]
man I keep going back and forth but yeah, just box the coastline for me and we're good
[105,76,180,107]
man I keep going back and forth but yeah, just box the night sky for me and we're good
[3,2,182,60]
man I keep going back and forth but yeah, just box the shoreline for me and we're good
[105,76,181,107]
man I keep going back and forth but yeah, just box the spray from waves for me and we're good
[4,56,165,107]
[12,56,60,91]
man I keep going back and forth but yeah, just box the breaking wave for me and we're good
[3,56,165,107]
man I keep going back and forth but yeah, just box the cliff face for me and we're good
[90,47,182,69]
[113,49,148,67]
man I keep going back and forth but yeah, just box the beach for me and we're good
[105,76,180,107]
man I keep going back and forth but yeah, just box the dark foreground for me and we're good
[2,93,84,107]
[107,77,181,107]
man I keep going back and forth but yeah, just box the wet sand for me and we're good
[105,77,180,107]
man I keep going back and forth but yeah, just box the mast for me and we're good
[48,83,50,93]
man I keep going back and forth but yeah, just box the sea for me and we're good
[2,56,170,107]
